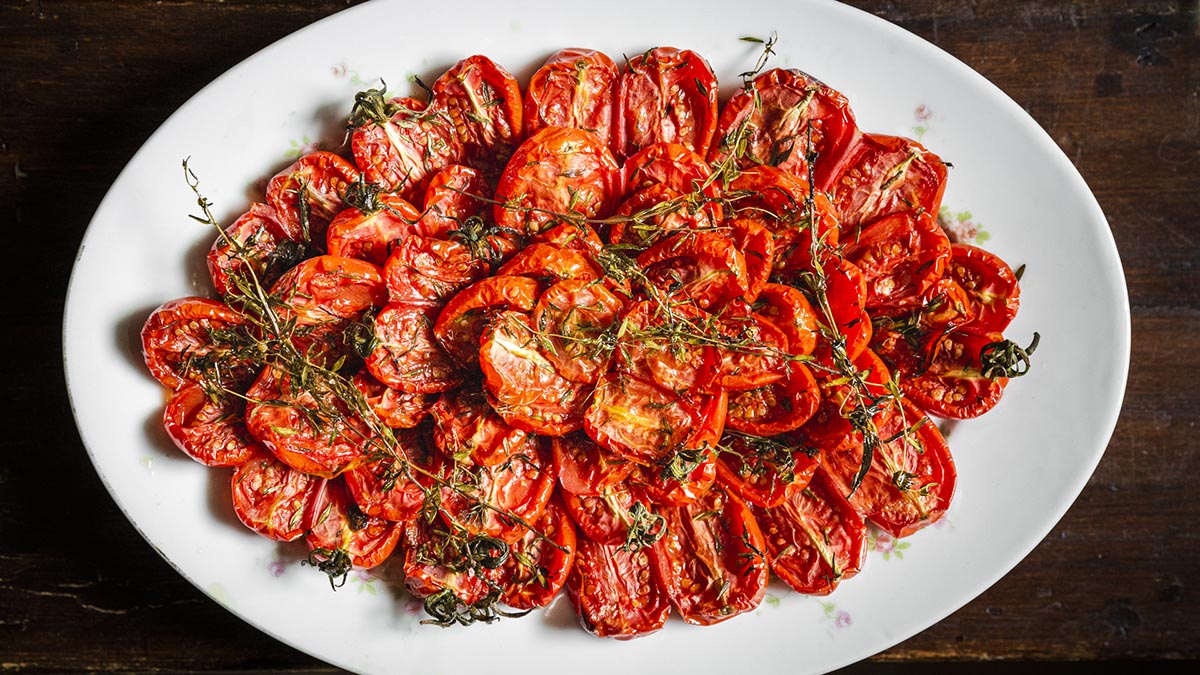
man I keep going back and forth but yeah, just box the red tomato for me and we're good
[432,275,540,366]
[305,479,402,569]
[163,384,259,467]
[417,164,491,238]
[439,436,556,544]
[243,366,369,478]
[141,297,255,391]
[614,299,718,392]
[384,234,488,307]
[946,243,1021,333]
[842,211,951,309]
[709,68,859,188]
[753,467,867,595]
[532,279,625,384]
[638,231,749,310]
[496,243,601,284]
[561,482,640,545]
[752,283,819,357]
[351,370,435,429]
[230,453,322,542]
[403,520,499,605]
[727,218,775,303]
[903,328,1009,419]
[726,165,840,273]
[726,361,820,435]
[810,257,873,369]
[366,303,463,394]
[351,96,461,200]
[712,304,790,391]
[532,221,605,255]
[650,487,768,625]
[207,203,289,298]
[622,142,722,218]
[493,127,620,236]
[524,48,619,154]
[566,536,672,639]
[498,499,578,609]
[631,452,718,508]
[584,372,702,465]
[608,183,718,249]
[552,432,635,496]
[269,255,386,327]
[715,431,819,508]
[343,439,438,523]
[830,133,948,228]
[818,398,957,537]
[431,55,524,175]
[266,151,359,246]
[325,194,420,266]
[479,311,589,436]
[616,47,718,159]
[430,387,530,467]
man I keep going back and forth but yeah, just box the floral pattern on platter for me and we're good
[819,600,853,629]
[939,206,991,245]
[867,528,912,561]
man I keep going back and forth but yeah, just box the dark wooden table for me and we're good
[1,0,1196,672]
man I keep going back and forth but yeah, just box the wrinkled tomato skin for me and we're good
[141,297,254,392]
[946,243,1021,333]
[342,445,432,523]
[726,361,820,436]
[432,275,540,367]
[638,231,748,311]
[493,126,620,236]
[430,386,530,467]
[753,283,819,357]
[552,431,635,496]
[351,370,435,429]
[712,305,790,392]
[269,255,386,327]
[305,479,402,569]
[608,183,717,250]
[714,433,819,509]
[207,203,286,299]
[438,436,556,544]
[584,372,701,465]
[650,487,768,625]
[384,235,488,307]
[810,257,872,369]
[533,278,624,384]
[630,391,725,507]
[498,499,578,610]
[243,366,369,479]
[524,48,619,155]
[842,211,951,309]
[829,133,948,228]
[566,536,672,639]
[325,195,421,266]
[352,97,461,200]
[417,164,491,238]
[431,55,524,176]
[266,151,359,246]
[366,302,463,394]
[615,299,718,393]
[230,453,322,542]
[616,47,718,160]
[403,520,499,604]
[497,243,601,285]
[904,328,1008,419]
[163,384,259,467]
[562,482,639,545]
[753,468,867,595]
[709,68,858,189]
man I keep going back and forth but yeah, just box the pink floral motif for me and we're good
[267,558,285,578]
[914,104,932,122]
[834,610,852,628]
[938,206,991,245]
[819,600,853,629]
[331,62,348,78]
[867,528,912,561]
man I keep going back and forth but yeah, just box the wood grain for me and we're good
[0,0,1196,672]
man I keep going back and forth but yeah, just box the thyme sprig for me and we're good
[980,332,1041,379]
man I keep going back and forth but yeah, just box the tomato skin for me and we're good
[727,218,775,303]
[903,328,1008,419]
[753,468,867,595]
[715,432,819,509]
[830,133,948,228]
[562,482,639,545]
[712,304,790,392]
[638,231,748,311]
[431,55,524,176]
[325,195,420,266]
[141,297,254,392]
[524,48,619,155]
[532,279,625,384]
[163,384,259,467]
[632,453,717,508]
[366,303,463,394]
[498,499,578,609]
[532,221,605,255]
[403,519,499,604]
[269,255,386,327]
[566,536,672,639]
[843,211,951,309]
[496,243,601,284]
[305,479,403,569]
[230,453,322,542]
[752,283,819,357]
[810,257,873,369]
[726,165,840,274]
[479,311,588,436]
[351,370,435,429]
[620,142,723,228]
[552,431,635,496]
[384,235,488,307]
[343,450,430,523]
[616,47,718,160]
[433,275,540,367]
[584,371,702,465]
[608,183,717,250]
[417,164,491,239]
[352,97,461,200]
[207,203,288,298]
[614,299,718,393]
[650,487,768,625]
[709,68,858,187]
[439,436,556,544]
[946,243,1021,333]
[266,151,359,246]
[243,366,369,479]
[726,361,820,436]
[430,386,530,467]
[493,126,620,236]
